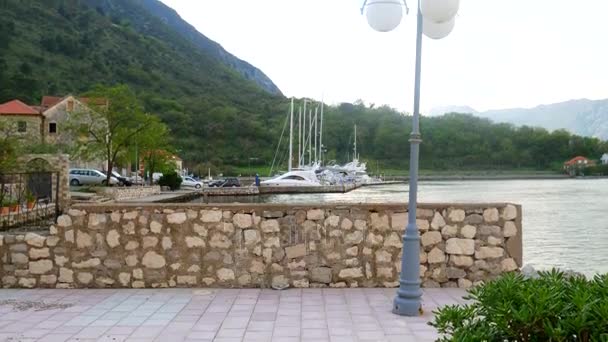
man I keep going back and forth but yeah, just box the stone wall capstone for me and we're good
[0,203,522,289]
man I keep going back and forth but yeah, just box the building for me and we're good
[40,95,106,145]
[602,153,608,165]
[0,100,43,141]
[563,156,595,176]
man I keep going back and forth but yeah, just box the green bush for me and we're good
[430,270,608,342]
[158,171,182,190]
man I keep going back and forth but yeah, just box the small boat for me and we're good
[260,170,322,187]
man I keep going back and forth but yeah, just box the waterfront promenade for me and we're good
[0,287,467,341]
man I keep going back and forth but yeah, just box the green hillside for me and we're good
[0,0,605,174]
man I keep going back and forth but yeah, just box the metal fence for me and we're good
[0,172,60,230]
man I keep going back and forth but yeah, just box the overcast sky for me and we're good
[160,0,608,113]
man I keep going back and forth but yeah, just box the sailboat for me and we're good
[262,98,324,187]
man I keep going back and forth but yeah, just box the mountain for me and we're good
[0,0,286,164]
[132,0,281,96]
[428,105,477,116]
[431,99,608,140]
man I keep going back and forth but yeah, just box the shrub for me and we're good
[430,270,608,342]
[158,171,182,190]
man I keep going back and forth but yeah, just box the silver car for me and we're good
[69,169,119,186]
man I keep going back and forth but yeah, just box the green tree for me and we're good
[67,84,171,185]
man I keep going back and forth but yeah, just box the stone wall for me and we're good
[0,203,522,289]
[100,186,161,201]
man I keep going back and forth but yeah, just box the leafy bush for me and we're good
[430,270,608,342]
[158,171,182,190]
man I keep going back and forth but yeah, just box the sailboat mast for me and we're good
[314,106,318,163]
[288,98,294,172]
[308,108,312,165]
[298,105,302,168]
[354,124,357,161]
[302,100,307,167]
[319,98,324,165]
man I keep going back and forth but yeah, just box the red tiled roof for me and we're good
[564,156,590,166]
[40,96,63,109]
[0,100,40,115]
[41,95,108,110]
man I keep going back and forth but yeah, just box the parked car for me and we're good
[181,176,203,189]
[103,171,133,186]
[69,169,119,186]
[209,177,240,188]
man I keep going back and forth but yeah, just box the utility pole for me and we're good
[298,105,302,169]
[308,108,312,165]
[314,106,318,164]
[319,98,324,165]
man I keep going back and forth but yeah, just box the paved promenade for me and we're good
[0,288,467,341]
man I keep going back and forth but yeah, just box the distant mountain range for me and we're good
[429,99,608,140]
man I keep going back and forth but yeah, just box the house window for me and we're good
[67,100,74,112]
[49,122,57,134]
[17,121,26,132]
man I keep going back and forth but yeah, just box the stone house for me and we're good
[0,100,43,141]
[602,153,608,165]
[563,156,595,176]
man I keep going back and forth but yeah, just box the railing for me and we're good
[0,172,60,230]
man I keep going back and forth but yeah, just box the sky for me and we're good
[160,0,608,113]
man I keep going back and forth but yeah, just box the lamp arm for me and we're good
[360,0,410,15]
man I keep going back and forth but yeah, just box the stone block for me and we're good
[264,236,280,248]
[150,221,163,233]
[167,212,187,224]
[217,268,235,281]
[384,232,402,248]
[307,209,324,220]
[261,219,280,233]
[57,215,72,227]
[479,225,502,236]
[375,250,393,263]
[311,267,332,283]
[76,231,93,248]
[341,218,353,230]
[233,214,253,228]
[428,247,445,264]
[370,213,389,231]
[46,236,60,247]
[143,236,158,249]
[210,234,231,248]
[18,278,36,288]
[65,229,74,243]
[354,219,367,230]
[243,229,261,245]
[177,276,197,285]
[345,231,364,245]
[325,215,340,227]
[285,244,306,259]
[366,233,383,246]
[391,212,407,230]
[501,258,518,272]
[503,221,517,237]
[59,268,73,283]
[458,278,473,289]
[483,208,499,223]
[464,214,483,225]
[502,205,517,220]
[77,272,93,284]
[201,210,223,222]
[451,255,474,267]
[475,247,504,259]
[263,210,284,218]
[487,236,503,246]
[448,209,465,222]
[106,229,120,248]
[421,231,442,247]
[460,225,477,239]
[446,238,475,255]
[72,258,101,268]
[338,267,363,279]
[29,260,53,274]
[142,251,166,268]
[11,253,28,264]
[29,248,50,260]
[377,267,393,278]
[25,233,45,247]
[125,241,139,250]
[430,212,446,230]
[446,267,466,279]
[417,219,430,232]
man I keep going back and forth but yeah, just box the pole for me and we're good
[354,124,357,161]
[302,100,307,168]
[298,106,302,169]
[393,2,423,316]
[319,98,324,164]
[289,98,294,172]
[314,106,318,164]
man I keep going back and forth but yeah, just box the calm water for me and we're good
[194,179,608,276]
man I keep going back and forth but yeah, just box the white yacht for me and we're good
[260,170,322,187]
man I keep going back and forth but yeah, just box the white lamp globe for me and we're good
[365,0,403,32]
[423,17,455,39]
[420,0,459,23]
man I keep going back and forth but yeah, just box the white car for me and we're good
[69,169,120,186]
[181,176,203,189]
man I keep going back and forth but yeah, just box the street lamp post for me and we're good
[361,0,459,316]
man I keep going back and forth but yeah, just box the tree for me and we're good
[0,118,20,173]
[67,84,171,185]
